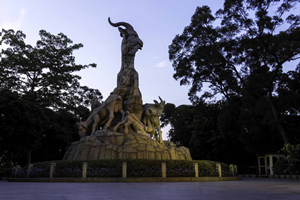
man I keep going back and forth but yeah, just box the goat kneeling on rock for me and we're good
[113,111,153,135]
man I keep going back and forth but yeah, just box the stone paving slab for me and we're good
[0,178,300,200]
[7,176,240,182]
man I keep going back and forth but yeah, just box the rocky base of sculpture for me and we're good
[63,130,192,160]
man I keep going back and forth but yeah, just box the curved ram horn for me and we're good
[108,17,134,30]
[158,96,165,104]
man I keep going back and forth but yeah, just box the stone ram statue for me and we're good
[108,17,143,121]
[142,97,166,144]
[113,111,153,135]
[78,94,125,137]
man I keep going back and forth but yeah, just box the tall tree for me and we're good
[169,0,300,144]
[161,101,254,164]
[0,29,101,111]
[0,89,46,164]
[161,103,195,146]
[0,29,102,165]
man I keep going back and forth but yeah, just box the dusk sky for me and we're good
[0,0,227,103]
[1,1,299,140]
[0,0,234,139]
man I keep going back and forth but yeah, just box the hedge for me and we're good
[13,159,233,178]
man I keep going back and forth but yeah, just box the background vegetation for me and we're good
[0,29,102,165]
[163,0,300,168]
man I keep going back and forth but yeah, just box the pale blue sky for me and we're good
[1,0,225,105]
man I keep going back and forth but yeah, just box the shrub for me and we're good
[12,159,229,178]
[87,160,122,177]
[0,167,12,178]
[273,160,287,175]
[282,143,300,164]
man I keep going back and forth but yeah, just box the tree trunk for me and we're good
[276,123,289,144]
[28,150,31,165]
[269,100,289,144]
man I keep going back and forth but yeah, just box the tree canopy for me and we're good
[0,29,102,165]
[169,0,300,145]
[161,101,257,165]
[165,0,300,166]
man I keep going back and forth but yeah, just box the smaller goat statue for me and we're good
[113,111,153,135]
[142,97,166,144]
[78,94,125,137]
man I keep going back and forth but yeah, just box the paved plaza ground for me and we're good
[0,178,299,200]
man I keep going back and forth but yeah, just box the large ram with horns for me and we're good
[108,17,144,122]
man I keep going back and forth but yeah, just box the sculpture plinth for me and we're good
[63,130,192,160]
[63,18,192,161]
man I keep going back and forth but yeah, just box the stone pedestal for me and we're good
[63,130,192,161]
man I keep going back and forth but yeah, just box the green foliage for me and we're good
[14,159,225,178]
[282,143,300,163]
[161,101,256,165]
[31,109,81,163]
[125,160,161,177]
[0,29,102,111]
[0,89,46,164]
[54,160,84,178]
[87,160,123,177]
[272,159,300,175]
[168,0,300,163]
[272,159,287,175]
[161,104,195,146]
[0,166,11,178]
[0,29,102,165]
